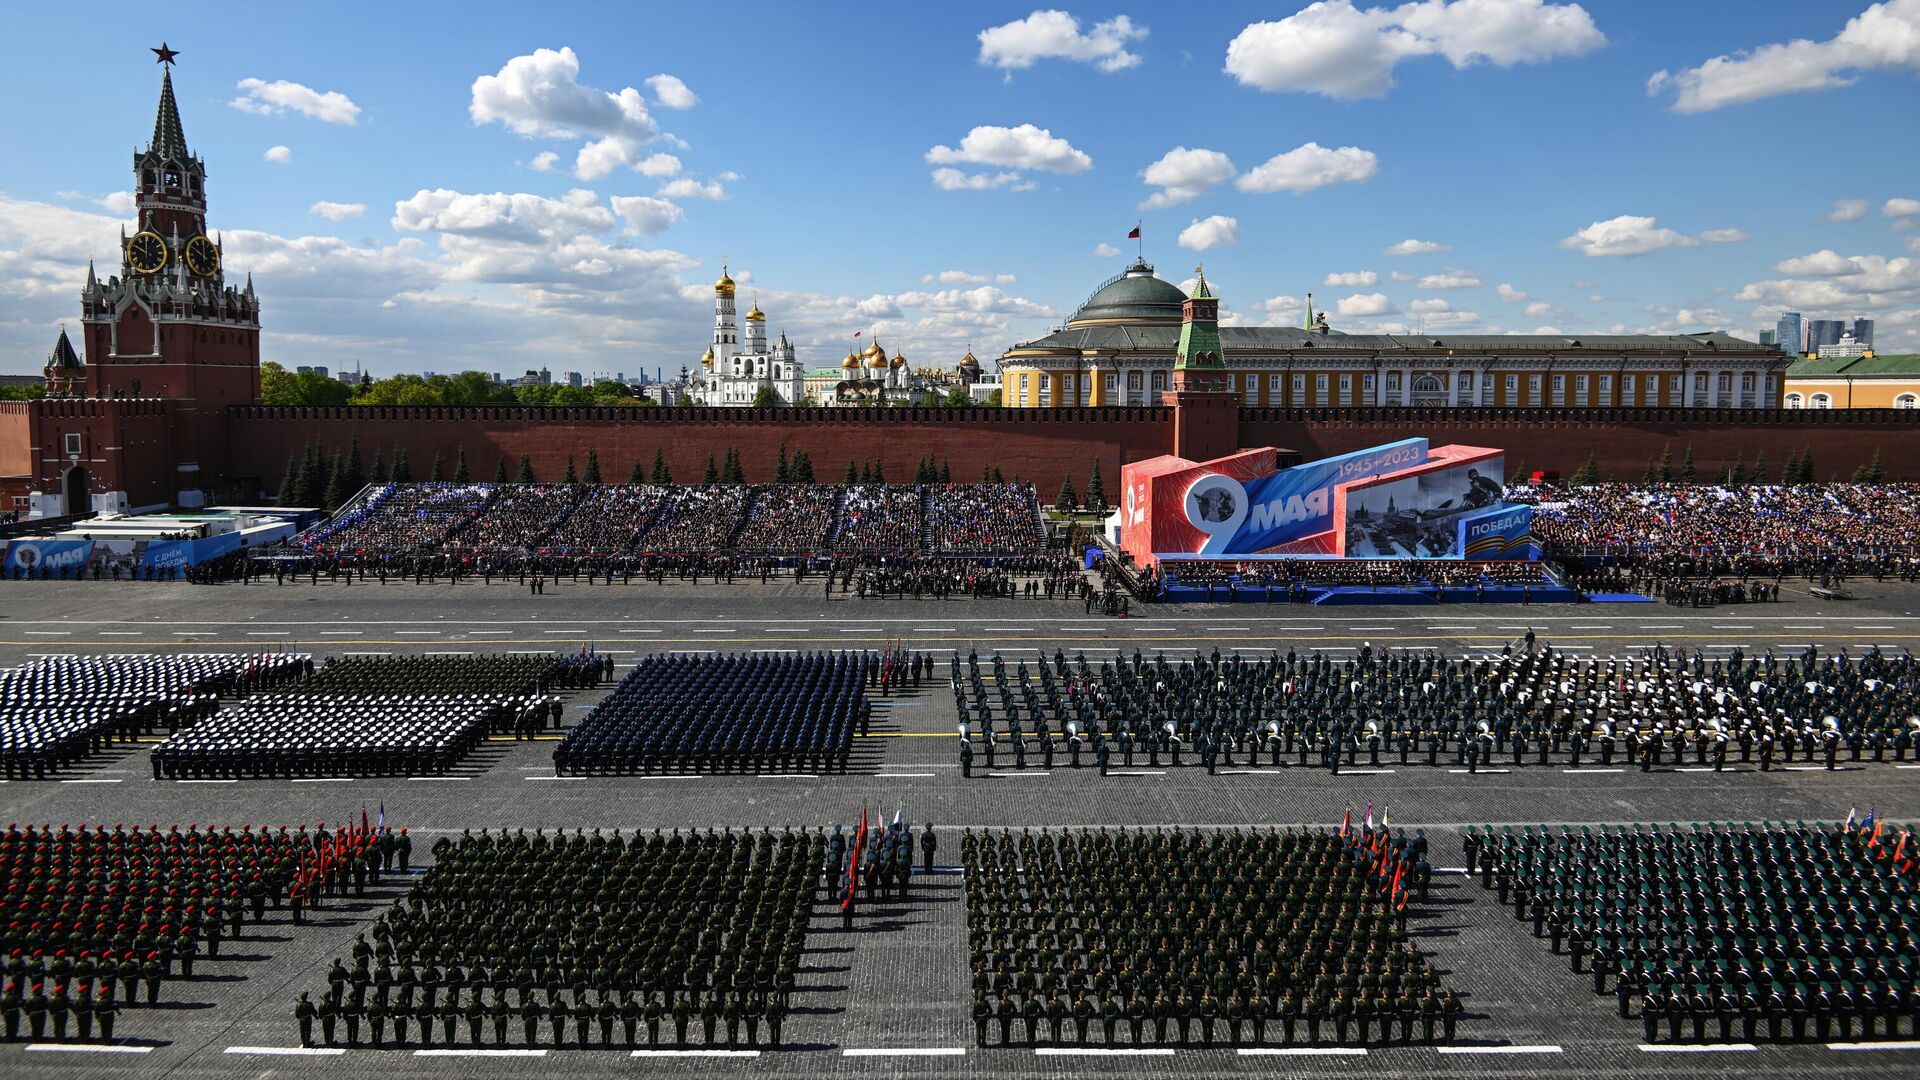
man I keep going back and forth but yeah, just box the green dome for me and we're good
[1067,258,1186,326]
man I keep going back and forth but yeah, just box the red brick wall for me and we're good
[223,406,1174,501]
[1242,407,1920,481]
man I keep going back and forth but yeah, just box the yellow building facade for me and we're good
[1783,355,1920,409]
[999,259,1788,410]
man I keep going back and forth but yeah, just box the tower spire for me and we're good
[149,65,188,160]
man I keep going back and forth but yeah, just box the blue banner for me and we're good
[1228,438,1429,553]
[1457,504,1536,560]
[3,538,96,574]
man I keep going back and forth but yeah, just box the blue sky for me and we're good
[3,0,1918,377]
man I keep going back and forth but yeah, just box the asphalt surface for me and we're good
[1,575,1917,1079]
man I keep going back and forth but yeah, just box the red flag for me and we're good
[1390,862,1404,900]
[842,805,869,912]
[1126,226,1141,239]
[1340,808,1351,837]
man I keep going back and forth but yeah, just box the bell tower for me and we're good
[1162,266,1240,461]
[77,44,262,506]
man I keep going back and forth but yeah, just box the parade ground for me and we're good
[2,578,1917,1080]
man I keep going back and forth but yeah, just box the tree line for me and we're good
[1557,443,1886,487]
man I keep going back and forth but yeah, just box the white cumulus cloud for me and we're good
[656,177,728,200]
[978,10,1147,73]
[309,201,366,220]
[1094,242,1123,257]
[471,47,674,181]
[921,270,1018,285]
[644,74,697,109]
[1384,238,1448,255]
[1560,215,1702,257]
[392,188,614,243]
[527,151,561,173]
[1225,0,1604,100]
[1337,292,1394,316]
[633,153,683,178]
[1140,146,1236,208]
[1648,0,1920,114]
[930,168,1033,191]
[1701,228,1748,244]
[1827,198,1870,222]
[1418,268,1481,288]
[1325,270,1379,286]
[1236,142,1378,194]
[264,145,292,164]
[231,78,362,125]
[926,124,1093,173]
[1495,283,1527,302]
[1177,215,1240,251]
[610,195,683,235]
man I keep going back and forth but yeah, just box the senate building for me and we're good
[996,258,1788,410]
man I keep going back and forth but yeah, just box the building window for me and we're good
[1504,374,1519,402]
[1740,373,1754,391]
[1104,373,1117,395]
[1127,371,1142,391]
[1243,377,1258,406]
[1268,373,1284,392]
[1811,393,1831,409]
[1412,375,1443,396]
[1528,374,1543,404]
[1018,374,1030,407]
[1670,375,1683,401]
[1622,374,1636,402]
[64,433,82,456]
[1150,371,1166,392]
[1896,394,1917,409]
[1362,373,1375,395]
[1785,393,1804,408]
[1596,375,1610,403]
[1293,374,1306,394]
[1386,372,1400,391]
[1039,374,1051,395]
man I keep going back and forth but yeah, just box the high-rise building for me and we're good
[1776,312,1804,356]
[1758,330,1776,347]
[566,371,583,388]
[1852,317,1874,347]
[1807,319,1846,352]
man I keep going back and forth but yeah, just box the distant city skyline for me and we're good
[3,1,1919,378]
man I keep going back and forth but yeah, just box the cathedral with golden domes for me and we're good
[684,264,805,406]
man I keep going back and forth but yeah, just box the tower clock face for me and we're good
[185,235,220,277]
[127,230,168,274]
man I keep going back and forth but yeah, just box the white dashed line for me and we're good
[415,1048,549,1056]
[843,1048,966,1057]
[631,1049,761,1057]
[226,1046,346,1056]
[26,1044,153,1053]
[1437,1045,1562,1055]
[1035,1047,1176,1056]
[1240,1047,1367,1056]
[1827,1040,1920,1051]
[1640,1043,1757,1053]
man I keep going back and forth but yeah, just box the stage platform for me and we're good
[1159,582,1582,605]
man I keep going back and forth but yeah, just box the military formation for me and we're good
[0,821,380,1044]
[147,652,610,780]
[0,653,309,780]
[953,645,1920,775]
[553,652,871,775]
[1470,819,1920,1044]
[292,826,817,1050]
[962,825,1453,1047]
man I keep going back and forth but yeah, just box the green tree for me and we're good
[564,455,578,484]
[322,450,348,511]
[1656,444,1673,483]
[516,454,535,484]
[454,447,471,483]
[583,449,602,484]
[1725,456,1746,487]
[775,444,791,484]
[1056,473,1079,513]
[943,385,972,407]
[1642,453,1658,484]
[793,451,815,483]
[429,451,446,482]
[984,389,1004,407]
[370,449,385,485]
[275,452,300,507]
[650,448,672,486]
[1570,452,1599,486]
[1797,448,1815,484]
[341,436,367,495]
[628,455,646,484]
[751,386,783,408]
[391,447,413,484]
[495,457,509,484]
[1750,449,1768,486]
[1678,445,1697,484]
[1852,448,1885,483]
[939,459,951,483]
[871,459,886,484]
[703,454,720,485]
[982,464,994,485]
[721,448,744,484]
[991,466,1005,484]
[847,460,859,485]
[1086,459,1107,511]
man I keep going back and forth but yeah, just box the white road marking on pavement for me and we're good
[875,773,937,778]
[226,1046,346,1056]
[982,627,1035,631]
[1206,626,1251,631]
[177,779,239,784]
[843,1048,966,1056]
[631,1049,761,1057]
[1035,1047,1175,1056]
[524,776,588,781]
[1339,769,1395,775]
[1438,1045,1562,1054]
[174,631,214,636]
[1448,768,1510,774]
[1566,768,1625,773]
[24,631,71,636]
[26,1044,153,1053]
[617,629,661,634]
[1240,1047,1367,1055]
[393,631,441,636]
[987,772,1052,777]
[1108,770,1167,776]
[840,628,884,633]
[407,776,471,781]
[414,1048,549,1056]
[61,778,121,784]
[1640,1044,1757,1052]
[291,778,353,783]
[755,773,818,779]
[1827,1041,1920,1051]
[1349,626,1394,631]
[320,631,363,636]
[98,631,142,636]
[541,630,586,634]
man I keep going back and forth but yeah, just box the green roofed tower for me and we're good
[1175,267,1223,370]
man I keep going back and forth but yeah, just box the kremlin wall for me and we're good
[6,59,1920,518]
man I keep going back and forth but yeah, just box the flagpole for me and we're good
[1136,220,1142,259]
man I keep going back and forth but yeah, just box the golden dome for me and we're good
[866,350,888,369]
[890,352,907,368]
[744,304,765,322]
[700,346,715,367]
[714,263,735,297]
[841,351,860,370]
[861,340,883,358]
